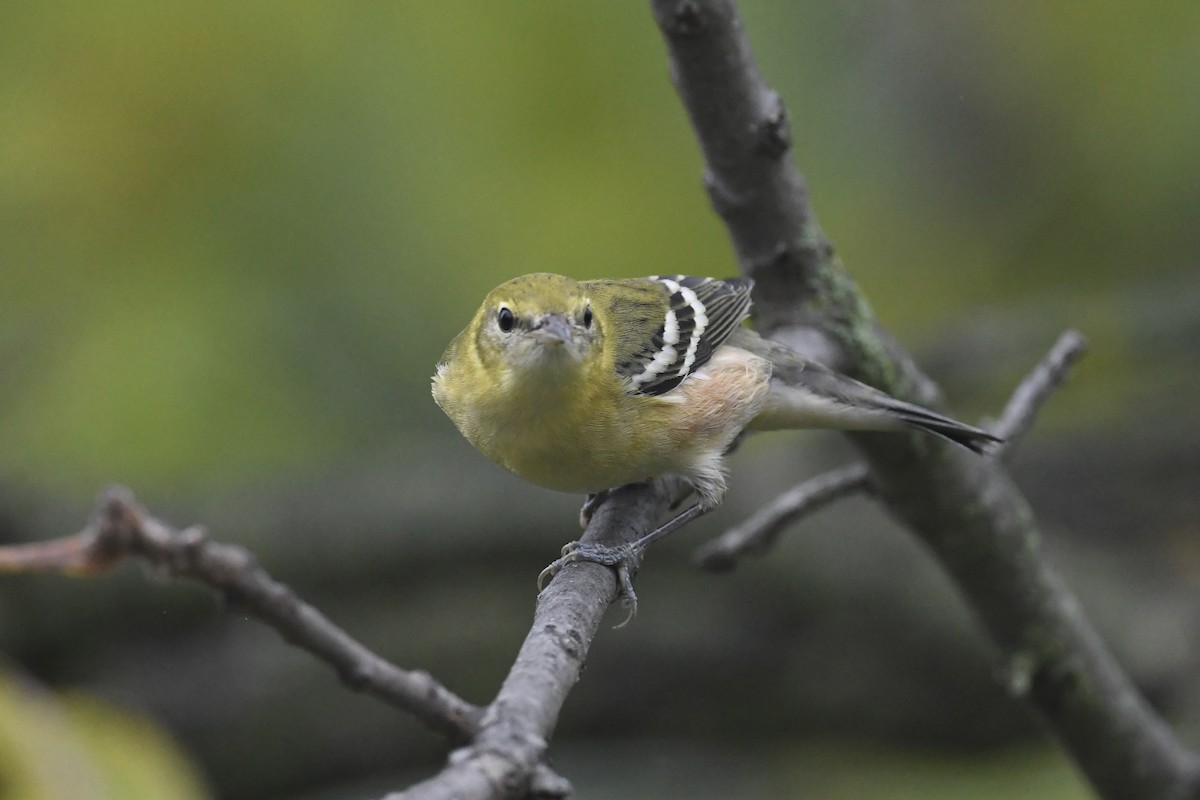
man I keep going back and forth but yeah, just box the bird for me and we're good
[432,272,999,615]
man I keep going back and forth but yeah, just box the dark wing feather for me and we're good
[618,275,754,397]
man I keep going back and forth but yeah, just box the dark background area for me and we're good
[1,3,1197,798]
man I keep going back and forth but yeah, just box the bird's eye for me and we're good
[497,306,516,332]
[582,305,593,328]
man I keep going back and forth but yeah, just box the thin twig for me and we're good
[0,486,481,743]
[694,463,870,570]
[993,329,1089,454]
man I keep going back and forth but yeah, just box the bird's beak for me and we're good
[530,313,573,345]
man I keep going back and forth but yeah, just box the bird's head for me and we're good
[469,273,600,386]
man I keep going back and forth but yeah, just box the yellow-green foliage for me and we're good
[0,672,209,800]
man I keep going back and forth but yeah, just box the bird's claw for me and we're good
[535,542,577,592]
[536,540,643,627]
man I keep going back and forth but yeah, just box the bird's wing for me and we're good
[617,275,754,397]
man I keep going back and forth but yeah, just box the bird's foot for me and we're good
[537,540,643,627]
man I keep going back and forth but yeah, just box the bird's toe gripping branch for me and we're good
[539,500,712,627]
[538,539,644,627]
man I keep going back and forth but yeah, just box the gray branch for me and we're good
[993,329,1089,454]
[652,2,1200,799]
[389,482,679,800]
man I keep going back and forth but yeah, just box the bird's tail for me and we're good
[873,398,1001,454]
[731,327,1002,454]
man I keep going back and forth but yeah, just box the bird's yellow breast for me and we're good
[434,345,771,495]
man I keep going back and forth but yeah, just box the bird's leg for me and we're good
[578,490,611,529]
[621,502,710,552]
[537,502,713,627]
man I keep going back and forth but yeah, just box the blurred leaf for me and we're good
[0,669,210,800]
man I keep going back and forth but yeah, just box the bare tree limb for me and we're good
[0,486,481,744]
[651,2,1200,799]
[389,481,679,800]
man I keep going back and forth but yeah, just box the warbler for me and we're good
[432,273,998,601]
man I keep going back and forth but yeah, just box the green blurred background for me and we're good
[1,3,1197,799]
